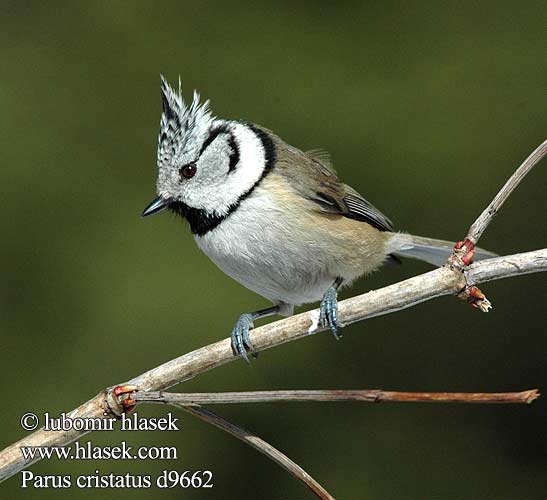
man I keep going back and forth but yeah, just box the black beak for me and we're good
[142,196,170,217]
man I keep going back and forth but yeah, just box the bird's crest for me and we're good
[158,75,214,161]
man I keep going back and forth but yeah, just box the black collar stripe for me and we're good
[227,135,240,173]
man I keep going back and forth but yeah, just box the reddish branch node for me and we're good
[458,285,492,312]
[455,238,476,266]
[453,239,492,312]
[113,384,139,413]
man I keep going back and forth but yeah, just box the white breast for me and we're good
[194,178,344,306]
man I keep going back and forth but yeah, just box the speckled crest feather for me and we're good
[157,75,215,166]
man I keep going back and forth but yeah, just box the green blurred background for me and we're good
[1,1,546,498]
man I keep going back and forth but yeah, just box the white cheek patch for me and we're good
[183,122,267,214]
[230,123,266,188]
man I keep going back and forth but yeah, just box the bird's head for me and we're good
[142,76,275,235]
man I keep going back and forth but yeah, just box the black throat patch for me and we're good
[168,202,231,236]
[170,124,276,237]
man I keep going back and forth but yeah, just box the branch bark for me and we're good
[136,389,540,405]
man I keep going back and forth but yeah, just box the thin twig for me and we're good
[448,139,547,308]
[465,138,547,245]
[178,404,335,500]
[135,389,540,405]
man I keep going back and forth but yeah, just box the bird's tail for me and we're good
[387,233,497,267]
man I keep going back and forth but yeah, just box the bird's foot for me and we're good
[320,286,342,340]
[231,313,258,363]
[112,384,139,413]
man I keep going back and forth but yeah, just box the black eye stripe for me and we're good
[227,135,240,173]
[199,125,229,157]
[199,126,239,174]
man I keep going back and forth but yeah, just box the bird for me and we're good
[142,76,496,362]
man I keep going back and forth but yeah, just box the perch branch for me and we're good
[135,389,540,405]
[178,404,334,500]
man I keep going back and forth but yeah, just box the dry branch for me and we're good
[1,139,545,485]
[450,138,547,275]
[139,386,538,499]
[1,249,545,483]
[179,404,334,500]
[136,389,540,405]
[465,138,547,245]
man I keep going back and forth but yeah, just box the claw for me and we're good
[113,384,139,413]
[320,286,342,340]
[231,313,258,363]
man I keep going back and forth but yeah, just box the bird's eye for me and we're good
[180,163,197,180]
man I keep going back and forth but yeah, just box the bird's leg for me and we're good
[320,277,344,340]
[231,305,281,363]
